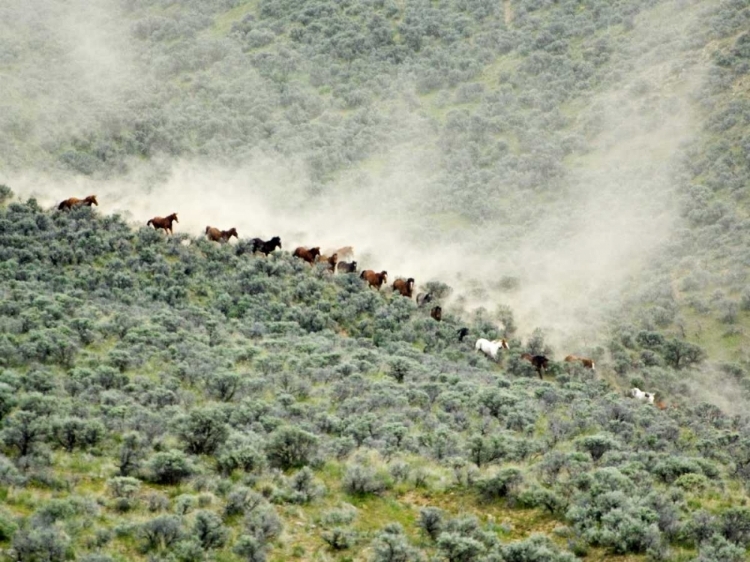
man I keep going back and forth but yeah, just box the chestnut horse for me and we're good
[205,226,238,243]
[147,213,178,235]
[564,355,596,370]
[393,278,415,298]
[360,270,388,290]
[318,253,338,272]
[521,353,549,379]
[293,246,321,265]
[430,306,442,322]
[58,195,98,211]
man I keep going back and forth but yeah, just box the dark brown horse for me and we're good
[249,236,281,256]
[293,246,321,265]
[392,277,415,298]
[147,213,178,235]
[360,270,388,290]
[521,353,549,380]
[430,306,442,322]
[564,355,595,370]
[337,260,357,273]
[58,195,98,211]
[205,226,238,243]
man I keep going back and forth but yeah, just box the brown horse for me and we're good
[393,277,415,298]
[205,226,238,243]
[430,306,442,322]
[324,253,338,272]
[564,355,596,370]
[147,213,178,235]
[58,195,98,211]
[521,353,549,380]
[293,246,321,265]
[360,270,388,290]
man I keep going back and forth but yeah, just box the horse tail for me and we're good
[57,201,66,210]
[359,271,366,280]
[147,219,153,227]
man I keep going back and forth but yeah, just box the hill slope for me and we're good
[0,197,748,561]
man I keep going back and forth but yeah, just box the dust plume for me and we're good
[3,0,711,357]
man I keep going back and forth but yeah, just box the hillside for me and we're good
[2,0,750,560]
[0,194,747,562]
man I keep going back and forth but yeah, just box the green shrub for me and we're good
[192,510,228,549]
[11,526,70,562]
[265,426,318,470]
[575,434,620,462]
[139,515,183,552]
[146,450,195,485]
[476,467,523,501]
[176,407,229,455]
[342,463,388,496]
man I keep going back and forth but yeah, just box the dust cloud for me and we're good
[3,0,709,356]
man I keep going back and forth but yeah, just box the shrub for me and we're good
[265,425,318,470]
[476,467,523,501]
[193,510,228,549]
[371,523,422,562]
[501,534,577,562]
[436,531,485,562]
[576,434,620,462]
[233,534,268,562]
[146,450,195,485]
[216,433,265,475]
[224,487,265,518]
[695,533,746,562]
[0,510,17,541]
[176,407,229,455]
[419,507,445,541]
[139,515,183,552]
[518,486,567,515]
[342,463,388,496]
[243,505,283,543]
[321,527,355,550]
[11,526,70,562]
[720,507,750,546]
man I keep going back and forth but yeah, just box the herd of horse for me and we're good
[57,195,662,400]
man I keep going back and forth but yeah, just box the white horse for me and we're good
[475,338,509,360]
[630,387,655,404]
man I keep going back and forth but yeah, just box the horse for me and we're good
[360,270,388,290]
[319,253,338,272]
[564,355,596,370]
[337,260,357,273]
[393,278,415,298]
[521,353,549,380]
[430,306,442,322]
[630,387,655,404]
[250,236,282,256]
[457,327,469,342]
[293,246,321,265]
[324,246,354,260]
[58,195,98,211]
[416,292,433,307]
[147,213,178,234]
[475,338,509,360]
[205,226,238,243]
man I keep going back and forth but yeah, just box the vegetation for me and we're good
[2,0,750,560]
